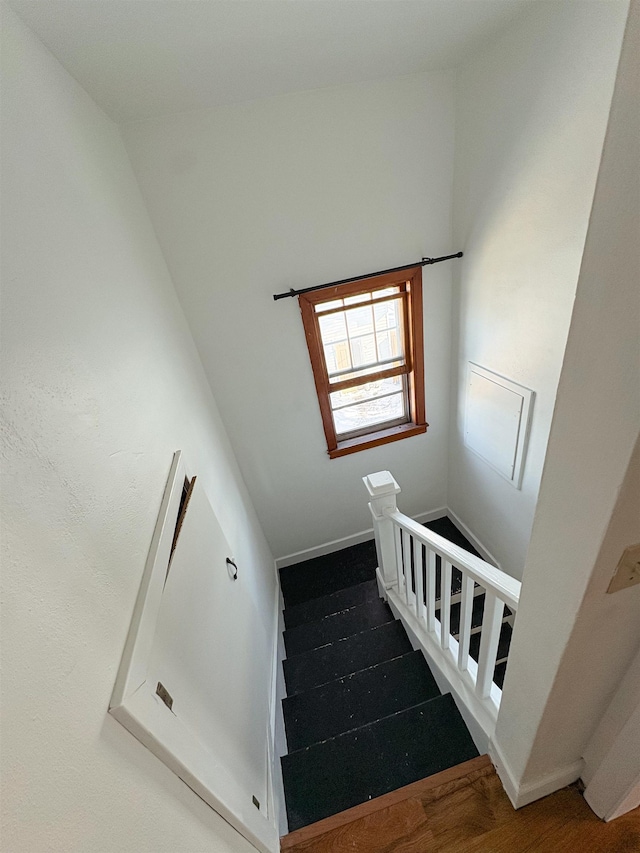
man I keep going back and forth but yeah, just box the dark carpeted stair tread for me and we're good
[494,661,507,689]
[283,579,380,630]
[283,620,412,696]
[281,693,479,831]
[283,598,394,656]
[279,540,377,608]
[423,517,481,557]
[283,650,440,752]
[423,517,481,599]
[467,622,513,665]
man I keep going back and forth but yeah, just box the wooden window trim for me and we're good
[299,266,428,458]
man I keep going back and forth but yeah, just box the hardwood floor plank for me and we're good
[292,798,432,853]
[280,763,640,853]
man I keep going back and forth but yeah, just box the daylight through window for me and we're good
[299,266,427,458]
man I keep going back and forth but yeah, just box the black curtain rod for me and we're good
[273,252,463,301]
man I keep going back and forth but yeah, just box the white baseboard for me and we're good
[490,739,583,809]
[270,574,289,836]
[275,526,375,569]
[404,506,449,526]
[274,506,499,571]
[275,507,448,569]
[446,508,503,570]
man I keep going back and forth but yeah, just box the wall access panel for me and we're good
[464,364,534,489]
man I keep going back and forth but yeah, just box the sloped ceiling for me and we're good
[9,0,532,122]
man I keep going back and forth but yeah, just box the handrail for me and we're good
[387,510,521,611]
[364,470,521,730]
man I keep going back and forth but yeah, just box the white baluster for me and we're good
[363,472,401,590]
[399,528,407,598]
[440,560,452,650]
[426,548,436,634]
[414,539,426,625]
[402,530,411,606]
[457,574,475,671]
[476,593,504,699]
[394,525,404,595]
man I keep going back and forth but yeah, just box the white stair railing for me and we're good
[364,471,521,728]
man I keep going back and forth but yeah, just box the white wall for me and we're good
[494,0,640,804]
[122,71,456,559]
[583,641,640,819]
[583,624,640,790]
[1,8,276,851]
[449,1,629,578]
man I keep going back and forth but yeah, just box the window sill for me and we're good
[328,422,428,459]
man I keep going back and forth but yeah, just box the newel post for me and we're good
[363,471,401,590]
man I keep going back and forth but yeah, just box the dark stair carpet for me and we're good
[469,621,513,664]
[279,516,488,832]
[424,516,481,599]
[284,620,412,695]
[283,597,395,657]
[282,694,478,831]
[283,579,379,630]
[494,660,507,689]
[279,539,377,607]
[283,649,440,752]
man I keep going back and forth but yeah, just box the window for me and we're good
[299,266,427,458]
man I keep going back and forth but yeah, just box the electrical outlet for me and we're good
[607,543,640,594]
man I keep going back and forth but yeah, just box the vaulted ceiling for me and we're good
[8,0,532,122]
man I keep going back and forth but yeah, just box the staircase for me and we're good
[279,521,490,835]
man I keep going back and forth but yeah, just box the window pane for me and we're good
[330,376,403,410]
[345,304,374,338]
[318,312,347,345]
[344,293,372,306]
[350,334,377,368]
[376,329,403,361]
[328,359,404,384]
[373,297,402,332]
[323,340,351,374]
[315,299,344,313]
[373,287,401,298]
[332,392,407,436]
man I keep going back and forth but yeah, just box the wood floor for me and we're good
[281,758,640,853]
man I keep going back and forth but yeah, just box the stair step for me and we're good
[281,693,479,831]
[283,650,440,752]
[280,755,493,851]
[283,598,394,656]
[284,620,412,696]
[423,516,481,558]
[468,621,513,664]
[423,517,481,600]
[494,660,507,689]
[283,579,379,630]
[279,540,377,608]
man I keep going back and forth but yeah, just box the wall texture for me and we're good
[1,9,275,851]
[449,1,629,578]
[494,0,640,801]
[122,71,456,559]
